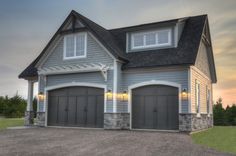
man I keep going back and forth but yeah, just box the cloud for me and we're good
[214,87,236,107]
[0,0,236,106]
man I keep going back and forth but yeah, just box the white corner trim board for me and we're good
[128,80,182,129]
[113,60,118,113]
[188,68,192,113]
[44,82,107,127]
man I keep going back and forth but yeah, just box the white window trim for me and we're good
[131,29,172,50]
[195,80,201,117]
[63,32,87,60]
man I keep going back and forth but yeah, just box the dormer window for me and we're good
[63,32,87,60]
[131,29,171,50]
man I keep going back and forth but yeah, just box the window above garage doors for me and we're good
[63,32,87,60]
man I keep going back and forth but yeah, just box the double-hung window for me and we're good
[195,80,200,115]
[63,32,87,59]
[207,87,211,114]
[131,29,171,50]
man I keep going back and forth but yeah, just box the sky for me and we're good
[0,0,235,107]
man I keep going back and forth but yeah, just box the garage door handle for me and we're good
[65,108,68,112]
[153,109,157,112]
[84,108,87,112]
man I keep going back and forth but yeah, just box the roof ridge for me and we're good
[71,10,108,31]
[108,14,207,31]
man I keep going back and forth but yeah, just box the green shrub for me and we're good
[213,98,236,126]
[0,94,27,118]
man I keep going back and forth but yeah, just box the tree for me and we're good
[3,94,27,118]
[213,98,226,125]
[226,104,236,125]
[0,96,5,114]
[225,106,232,125]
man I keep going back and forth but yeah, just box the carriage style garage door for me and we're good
[47,87,104,128]
[132,85,179,130]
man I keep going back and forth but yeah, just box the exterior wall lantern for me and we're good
[181,88,188,100]
[38,92,45,102]
[121,90,128,102]
[106,89,113,101]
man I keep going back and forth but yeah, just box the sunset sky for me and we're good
[0,0,235,107]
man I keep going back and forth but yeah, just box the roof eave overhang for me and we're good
[122,63,192,70]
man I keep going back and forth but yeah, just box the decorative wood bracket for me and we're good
[100,64,109,82]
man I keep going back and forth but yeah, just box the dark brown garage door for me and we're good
[47,86,104,128]
[132,85,179,130]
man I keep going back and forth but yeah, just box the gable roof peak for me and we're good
[19,11,213,80]
[70,10,128,61]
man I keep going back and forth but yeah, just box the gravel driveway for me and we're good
[0,128,233,156]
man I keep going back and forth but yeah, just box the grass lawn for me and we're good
[191,126,236,154]
[0,118,24,130]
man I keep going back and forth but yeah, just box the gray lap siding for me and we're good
[117,68,189,113]
[45,71,114,113]
[38,68,189,114]
[36,28,189,116]
[37,31,115,113]
[42,33,114,68]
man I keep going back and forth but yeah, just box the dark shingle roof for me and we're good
[19,11,212,81]
[110,15,206,69]
[19,10,128,79]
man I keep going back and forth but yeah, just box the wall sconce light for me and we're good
[106,89,113,101]
[181,88,188,100]
[38,92,45,102]
[121,90,128,102]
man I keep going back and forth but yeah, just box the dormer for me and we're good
[125,19,186,53]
